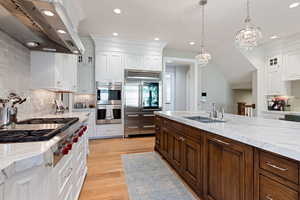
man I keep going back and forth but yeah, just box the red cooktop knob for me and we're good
[79,130,83,137]
[73,137,79,143]
[67,143,73,150]
[62,148,69,155]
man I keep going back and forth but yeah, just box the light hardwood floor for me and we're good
[79,137,155,200]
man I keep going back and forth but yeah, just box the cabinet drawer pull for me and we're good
[143,114,155,117]
[128,114,139,117]
[143,125,155,128]
[266,162,288,171]
[127,126,139,129]
[212,138,230,145]
[266,195,273,200]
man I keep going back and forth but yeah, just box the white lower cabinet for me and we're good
[87,110,96,139]
[4,165,50,200]
[51,134,87,200]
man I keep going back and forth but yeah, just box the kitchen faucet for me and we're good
[208,103,225,120]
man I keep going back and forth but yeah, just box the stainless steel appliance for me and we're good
[124,70,162,137]
[97,82,122,105]
[96,82,122,125]
[96,105,122,124]
[0,0,84,54]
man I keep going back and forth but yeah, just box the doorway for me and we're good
[163,57,198,111]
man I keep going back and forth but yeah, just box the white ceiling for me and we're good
[78,0,300,86]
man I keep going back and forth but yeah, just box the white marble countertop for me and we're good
[262,110,300,115]
[0,111,90,180]
[156,111,300,162]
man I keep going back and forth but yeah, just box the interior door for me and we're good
[163,72,175,111]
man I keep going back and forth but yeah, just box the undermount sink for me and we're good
[184,116,226,123]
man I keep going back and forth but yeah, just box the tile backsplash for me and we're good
[0,30,56,116]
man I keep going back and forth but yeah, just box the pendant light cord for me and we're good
[201,4,205,50]
[245,0,251,23]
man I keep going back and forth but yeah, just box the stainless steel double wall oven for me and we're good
[96,82,122,124]
[124,70,162,137]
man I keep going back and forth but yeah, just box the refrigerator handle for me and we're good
[139,83,143,111]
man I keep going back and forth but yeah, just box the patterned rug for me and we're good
[122,152,197,200]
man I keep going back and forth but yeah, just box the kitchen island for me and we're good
[0,111,91,200]
[154,111,300,200]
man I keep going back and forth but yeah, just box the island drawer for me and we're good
[259,150,299,184]
[164,119,186,133]
[259,175,298,200]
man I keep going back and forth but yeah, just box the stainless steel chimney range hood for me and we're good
[0,0,85,54]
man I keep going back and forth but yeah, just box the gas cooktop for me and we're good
[0,117,79,143]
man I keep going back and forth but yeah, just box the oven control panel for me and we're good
[53,125,87,166]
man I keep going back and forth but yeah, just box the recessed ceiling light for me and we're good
[26,41,39,48]
[43,48,57,52]
[270,35,279,40]
[113,8,122,14]
[57,29,67,34]
[154,37,160,41]
[113,32,119,36]
[189,41,196,46]
[289,2,300,8]
[42,10,55,17]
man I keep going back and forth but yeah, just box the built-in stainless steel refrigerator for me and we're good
[124,70,162,137]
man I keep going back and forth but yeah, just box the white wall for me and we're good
[290,80,300,111]
[232,89,253,114]
[0,30,56,117]
[199,63,234,113]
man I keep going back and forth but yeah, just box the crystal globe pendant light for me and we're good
[195,0,212,66]
[235,0,262,50]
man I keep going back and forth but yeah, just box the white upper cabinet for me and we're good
[77,37,95,94]
[143,55,162,71]
[124,54,162,71]
[264,55,290,95]
[125,54,144,70]
[31,52,77,92]
[285,51,300,81]
[95,52,124,82]
[92,36,167,82]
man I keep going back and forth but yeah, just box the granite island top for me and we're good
[0,111,90,182]
[155,111,300,162]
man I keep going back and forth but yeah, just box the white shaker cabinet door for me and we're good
[285,51,300,81]
[144,55,162,71]
[110,53,123,81]
[5,166,50,200]
[95,52,110,82]
[125,54,143,69]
